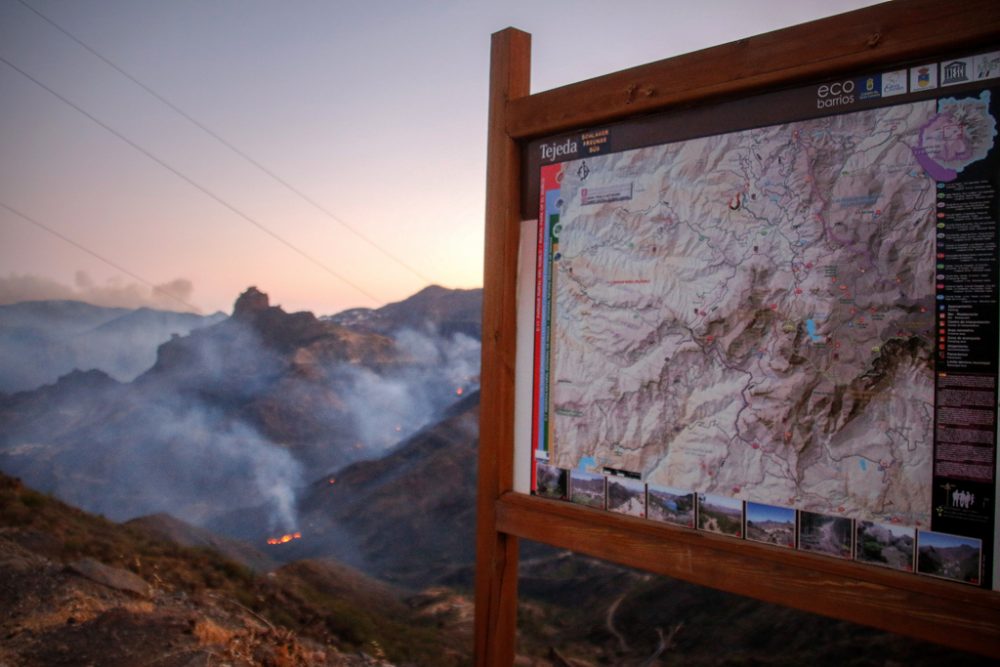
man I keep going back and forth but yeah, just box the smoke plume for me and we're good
[0,272,197,312]
[338,326,480,454]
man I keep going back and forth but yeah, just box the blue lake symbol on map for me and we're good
[806,318,824,343]
[860,459,868,472]
[578,456,597,472]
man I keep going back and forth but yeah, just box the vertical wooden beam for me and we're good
[476,27,530,667]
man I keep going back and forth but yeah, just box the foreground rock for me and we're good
[0,474,469,666]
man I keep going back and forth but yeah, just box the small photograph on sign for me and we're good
[697,494,743,538]
[856,521,915,572]
[607,476,646,518]
[745,502,796,548]
[798,511,853,559]
[917,530,982,585]
[569,470,606,509]
[647,485,695,528]
[535,462,568,500]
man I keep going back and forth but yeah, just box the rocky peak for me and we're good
[233,286,270,319]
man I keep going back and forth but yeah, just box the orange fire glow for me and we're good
[455,387,464,396]
[266,532,302,545]
[328,478,336,485]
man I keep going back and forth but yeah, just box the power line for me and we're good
[0,53,383,305]
[0,200,202,313]
[17,0,438,287]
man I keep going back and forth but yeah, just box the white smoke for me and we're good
[0,271,197,312]
[338,326,480,455]
[0,310,480,536]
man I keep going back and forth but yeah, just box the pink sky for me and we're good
[0,0,881,315]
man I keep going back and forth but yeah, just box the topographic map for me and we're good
[540,94,996,525]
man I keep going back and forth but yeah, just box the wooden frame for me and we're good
[477,2,1000,664]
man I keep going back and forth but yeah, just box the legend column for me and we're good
[935,179,998,374]
[932,177,999,545]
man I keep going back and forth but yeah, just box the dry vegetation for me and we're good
[0,473,470,666]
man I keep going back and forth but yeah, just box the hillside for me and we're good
[0,473,470,666]
[209,390,481,589]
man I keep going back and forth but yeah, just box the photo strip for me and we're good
[855,521,915,572]
[535,462,567,500]
[745,502,796,548]
[798,511,852,559]
[569,470,606,509]
[607,476,646,518]
[647,485,695,528]
[697,493,743,538]
[917,530,982,585]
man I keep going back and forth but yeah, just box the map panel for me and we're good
[535,92,997,531]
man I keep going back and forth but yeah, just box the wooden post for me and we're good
[475,27,530,667]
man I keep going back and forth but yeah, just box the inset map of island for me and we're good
[913,91,997,181]
[539,94,1000,525]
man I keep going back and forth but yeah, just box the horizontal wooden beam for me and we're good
[507,0,1000,139]
[497,491,1000,657]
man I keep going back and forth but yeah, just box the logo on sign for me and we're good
[881,70,907,97]
[942,60,969,85]
[816,80,855,108]
[858,75,881,101]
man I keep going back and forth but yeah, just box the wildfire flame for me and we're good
[266,532,302,546]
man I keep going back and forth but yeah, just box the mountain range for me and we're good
[0,286,482,530]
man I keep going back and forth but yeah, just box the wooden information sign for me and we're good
[477,2,1000,664]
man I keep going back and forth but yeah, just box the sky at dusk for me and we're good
[0,0,882,315]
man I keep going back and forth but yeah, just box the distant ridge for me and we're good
[326,285,482,338]
[0,299,225,392]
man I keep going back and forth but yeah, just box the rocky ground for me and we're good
[0,474,471,667]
